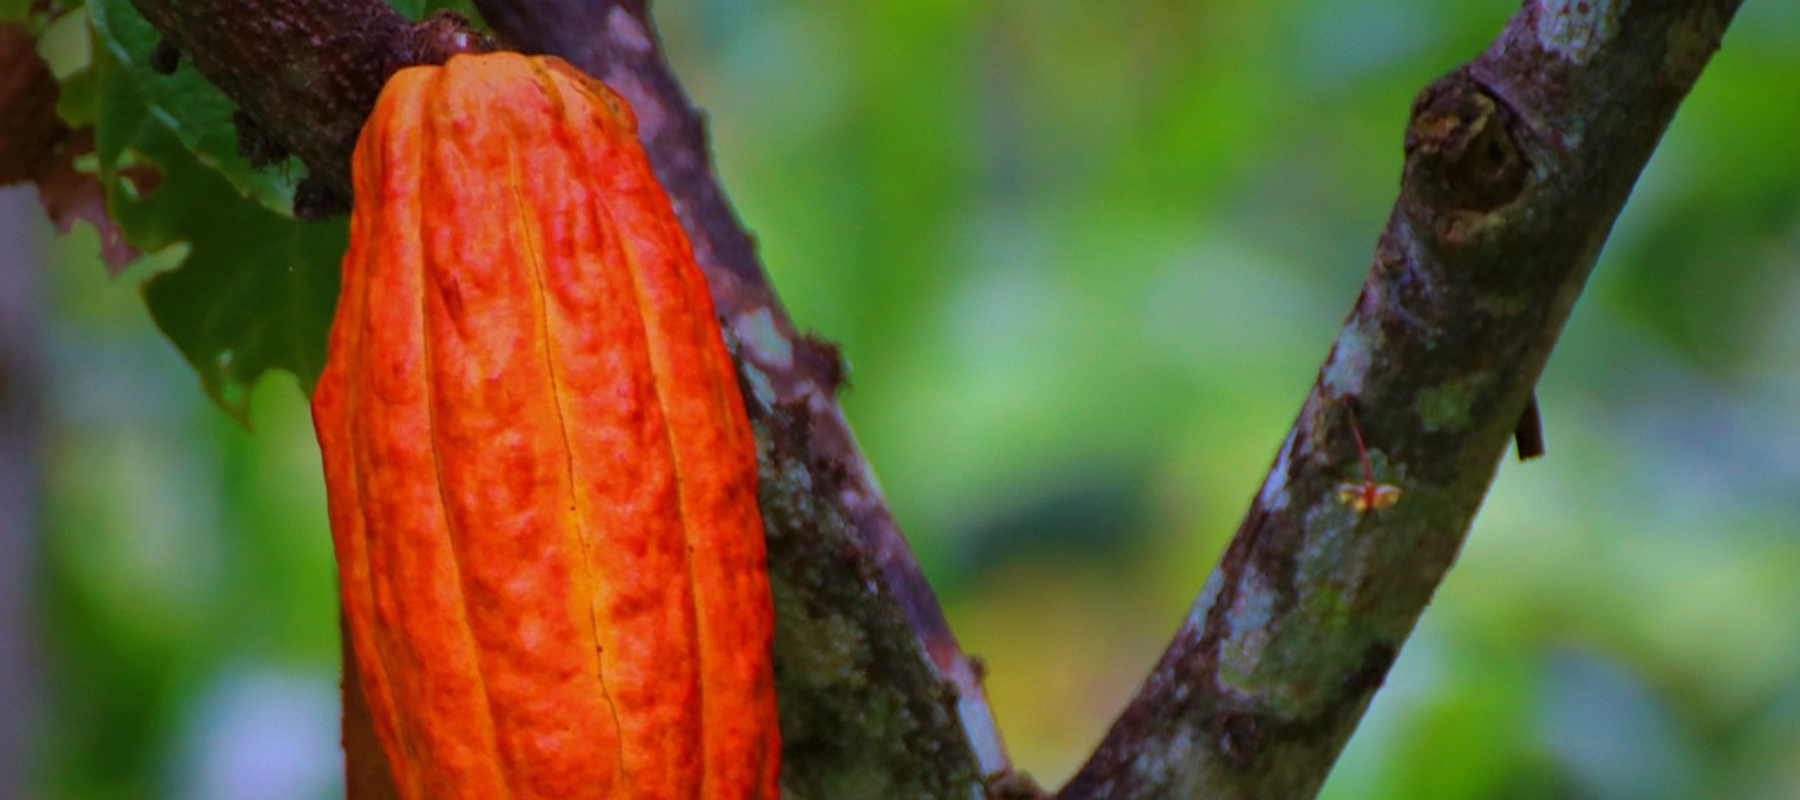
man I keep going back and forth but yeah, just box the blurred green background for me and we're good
[9,0,1800,797]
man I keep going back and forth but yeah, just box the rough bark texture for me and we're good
[127,1,486,212]
[112,0,1742,798]
[1059,1,1741,798]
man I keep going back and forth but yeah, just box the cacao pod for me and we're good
[311,52,779,800]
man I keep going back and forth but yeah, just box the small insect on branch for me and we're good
[1338,405,1402,514]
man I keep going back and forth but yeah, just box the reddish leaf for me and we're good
[0,22,63,185]
[0,21,139,271]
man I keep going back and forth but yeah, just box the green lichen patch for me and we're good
[1416,381,1477,432]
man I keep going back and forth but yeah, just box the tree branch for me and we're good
[468,1,1012,791]
[127,0,1006,795]
[1059,1,1741,798]
[127,0,486,211]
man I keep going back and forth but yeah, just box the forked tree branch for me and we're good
[117,0,1742,798]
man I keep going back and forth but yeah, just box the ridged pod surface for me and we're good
[311,52,779,800]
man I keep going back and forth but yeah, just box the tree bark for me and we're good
[1060,2,1741,798]
[113,0,1745,798]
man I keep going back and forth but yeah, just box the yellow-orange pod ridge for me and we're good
[311,51,780,800]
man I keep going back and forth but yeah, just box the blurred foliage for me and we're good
[14,0,1800,798]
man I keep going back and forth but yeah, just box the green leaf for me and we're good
[78,0,484,422]
[388,0,482,22]
[142,209,344,419]
[422,0,483,20]
[89,0,300,214]
[56,66,98,127]
[90,6,341,422]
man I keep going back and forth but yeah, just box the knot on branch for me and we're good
[406,12,493,66]
[1404,71,1531,246]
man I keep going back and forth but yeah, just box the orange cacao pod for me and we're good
[311,52,779,800]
